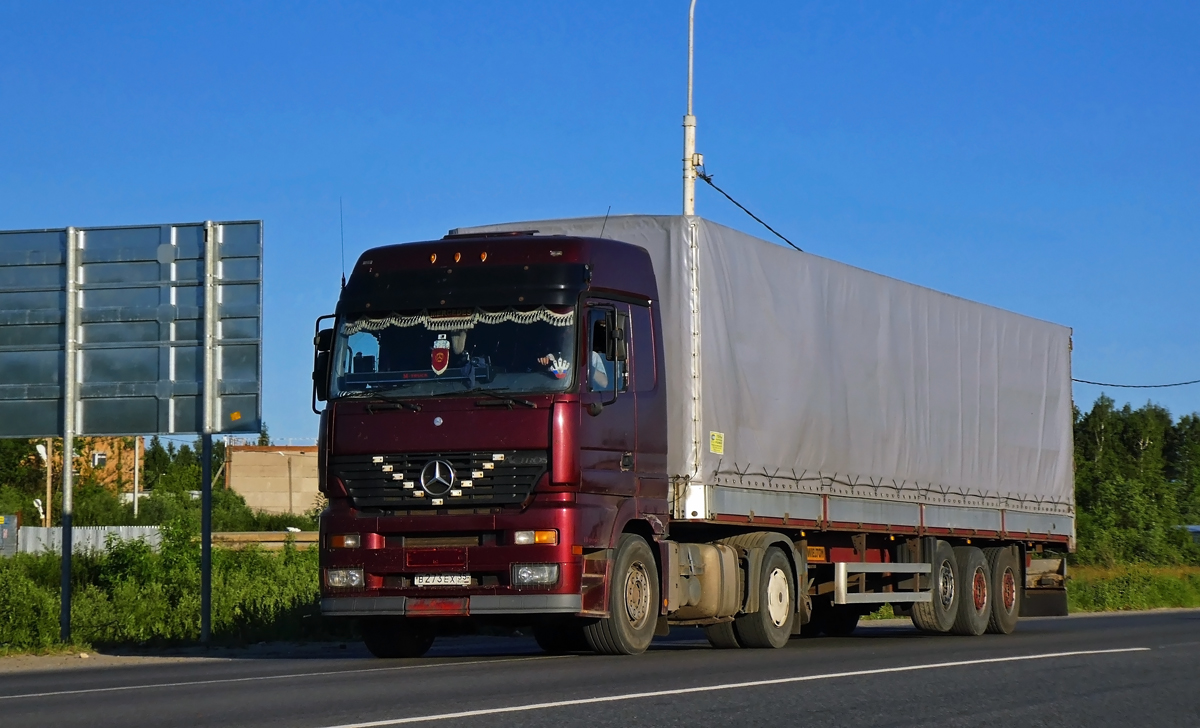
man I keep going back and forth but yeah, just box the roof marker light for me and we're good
[430,253,437,263]
[454,252,461,262]
[480,252,488,262]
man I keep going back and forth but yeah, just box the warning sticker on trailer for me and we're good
[709,431,725,455]
[807,546,827,563]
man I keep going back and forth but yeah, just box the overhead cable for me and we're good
[1072,378,1200,389]
[695,170,803,252]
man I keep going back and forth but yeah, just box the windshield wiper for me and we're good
[334,389,422,411]
[366,400,422,413]
[462,387,536,409]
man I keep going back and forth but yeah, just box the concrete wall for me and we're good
[226,446,320,515]
[17,526,162,554]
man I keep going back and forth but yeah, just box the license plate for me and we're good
[414,573,471,587]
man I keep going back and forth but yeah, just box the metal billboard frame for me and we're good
[0,219,263,643]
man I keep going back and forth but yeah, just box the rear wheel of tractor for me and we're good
[983,547,1021,634]
[733,547,795,648]
[910,540,960,634]
[584,534,659,655]
[533,616,590,654]
[361,617,435,658]
[823,605,861,637]
[703,620,741,649]
[951,546,991,636]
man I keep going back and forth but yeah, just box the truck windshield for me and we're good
[331,306,577,399]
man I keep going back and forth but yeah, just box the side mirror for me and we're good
[613,311,629,362]
[312,318,335,412]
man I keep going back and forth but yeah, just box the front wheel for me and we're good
[584,534,660,655]
[733,547,795,648]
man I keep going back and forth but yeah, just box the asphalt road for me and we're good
[3,611,1198,728]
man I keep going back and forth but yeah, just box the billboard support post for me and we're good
[200,221,218,644]
[59,227,79,644]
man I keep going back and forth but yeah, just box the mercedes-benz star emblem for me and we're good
[419,459,456,496]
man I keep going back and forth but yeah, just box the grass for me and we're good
[1068,564,1200,612]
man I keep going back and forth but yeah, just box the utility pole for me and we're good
[682,0,701,216]
[133,436,140,518]
[44,438,52,527]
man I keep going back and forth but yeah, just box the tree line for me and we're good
[0,422,315,531]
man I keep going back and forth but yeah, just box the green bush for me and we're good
[1069,568,1200,612]
[0,557,59,650]
[0,519,345,651]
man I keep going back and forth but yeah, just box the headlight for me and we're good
[512,564,559,586]
[326,568,364,588]
[514,530,558,545]
[329,533,360,548]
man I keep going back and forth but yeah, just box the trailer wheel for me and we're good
[533,616,590,654]
[584,534,659,655]
[910,539,959,634]
[732,547,795,648]
[703,621,741,649]
[360,617,435,658]
[951,546,990,636]
[983,547,1021,634]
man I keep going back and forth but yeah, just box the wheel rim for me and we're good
[972,566,988,612]
[1002,567,1017,612]
[765,567,790,627]
[624,560,652,630]
[938,559,955,609]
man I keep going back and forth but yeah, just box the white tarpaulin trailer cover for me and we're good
[454,216,1074,535]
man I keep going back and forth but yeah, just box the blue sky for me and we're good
[1,1,1197,440]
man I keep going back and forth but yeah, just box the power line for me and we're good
[1072,377,1200,389]
[696,170,803,252]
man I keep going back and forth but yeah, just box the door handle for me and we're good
[620,452,634,471]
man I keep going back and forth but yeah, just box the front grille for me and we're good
[332,450,548,512]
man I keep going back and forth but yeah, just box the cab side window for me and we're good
[588,309,614,392]
[587,306,627,393]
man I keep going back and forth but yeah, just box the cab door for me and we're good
[577,300,636,498]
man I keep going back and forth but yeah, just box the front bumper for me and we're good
[322,593,583,616]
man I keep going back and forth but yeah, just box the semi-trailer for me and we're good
[315,214,1073,657]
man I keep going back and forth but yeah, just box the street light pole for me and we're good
[682,0,699,216]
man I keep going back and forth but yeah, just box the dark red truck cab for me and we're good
[315,231,669,655]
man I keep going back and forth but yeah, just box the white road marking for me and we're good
[318,647,1151,727]
[0,655,571,701]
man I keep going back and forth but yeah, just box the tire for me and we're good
[983,547,1021,634]
[911,540,959,634]
[733,547,795,648]
[823,606,861,637]
[951,546,991,636]
[704,621,741,649]
[360,617,435,658]
[533,616,590,654]
[584,534,660,655]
